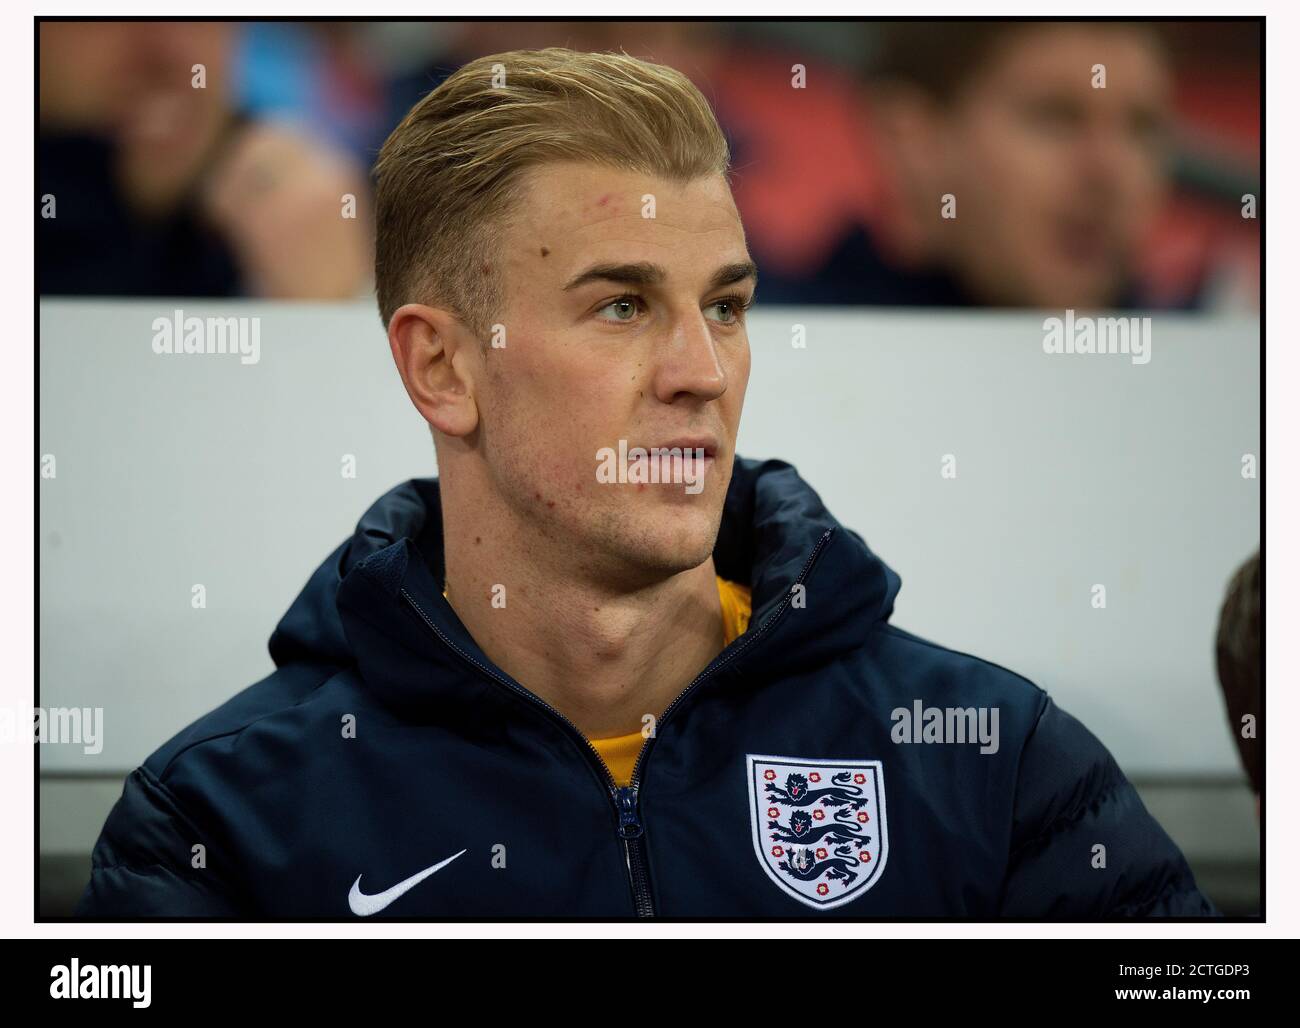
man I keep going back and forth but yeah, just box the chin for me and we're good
[618,516,719,577]
[635,549,715,581]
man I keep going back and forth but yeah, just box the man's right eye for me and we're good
[595,296,645,322]
[1019,97,1083,135]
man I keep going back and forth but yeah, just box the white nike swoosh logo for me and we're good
[348,850,467,916]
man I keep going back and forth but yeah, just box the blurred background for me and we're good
[38,20,1261,918]
[40,18,1259,309]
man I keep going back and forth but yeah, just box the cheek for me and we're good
[491,348,639,495]
[953,138,1055,247]
[1116,157,1166,221]
[727,364,750,426]
[732,339,752,378]
[483,355,566,458]
[960,114,1065,215]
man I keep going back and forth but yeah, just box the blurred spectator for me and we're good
[39,22,372,299]
[747,21,1258,310]
[1216,552,1261,813]
[38,20,1257,309]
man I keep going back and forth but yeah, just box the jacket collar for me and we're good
[271,456,900,718]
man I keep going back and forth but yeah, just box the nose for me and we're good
[1075,118,1135,203]
[650,306,728,405]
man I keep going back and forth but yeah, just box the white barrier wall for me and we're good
[38,300,1260,775]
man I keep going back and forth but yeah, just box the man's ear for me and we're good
[387,303,481,439]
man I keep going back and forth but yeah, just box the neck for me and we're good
[440,478,727,739]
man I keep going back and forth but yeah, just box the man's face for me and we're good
[40,22,233,145]
[930,26,1172,307]
[470,161,753,585]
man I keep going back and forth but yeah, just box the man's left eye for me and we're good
[706,295,753,324]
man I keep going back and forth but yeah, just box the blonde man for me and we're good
[79,48,1214,919]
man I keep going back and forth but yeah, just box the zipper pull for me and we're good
[615,786,644,839]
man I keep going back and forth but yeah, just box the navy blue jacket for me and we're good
[76,457,1217,918]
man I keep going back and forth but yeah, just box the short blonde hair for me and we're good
[372,47,731,335]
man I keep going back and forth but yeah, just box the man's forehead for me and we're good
[511,161,741,237]
[501,161,749,287]
[991,27,1170,90]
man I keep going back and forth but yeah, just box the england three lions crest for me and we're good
[746,755,888,910]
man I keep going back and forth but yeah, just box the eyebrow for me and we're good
[562,260,759,293]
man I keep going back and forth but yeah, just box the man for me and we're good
[78,47,1215,918]
[756,21,1184,309]
[39,21,371,299]
[1216,552,1261,818]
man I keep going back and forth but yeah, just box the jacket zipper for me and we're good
[619,527,835,916]
[399,526,834,919]
[401,589,646,912]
